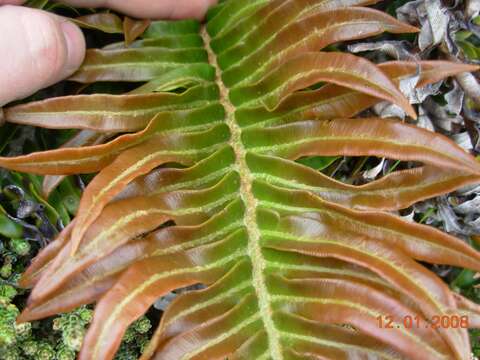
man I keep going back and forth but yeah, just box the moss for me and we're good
[9,238,31,257]
[0,300,20,347]
[0,285,16,302]
[22,339,39,356]
[55,345,76,360]
[0,261,12,279]
[0,346,21,360]
[0,293,101,359]
[114,317,153,359]
[36,341,56,360]
[133,317,152,334]
[0,130,149,359]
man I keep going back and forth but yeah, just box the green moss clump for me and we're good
[114,316,153,360]
[9,238,31,257]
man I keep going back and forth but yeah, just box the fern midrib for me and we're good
[201,26,284,360]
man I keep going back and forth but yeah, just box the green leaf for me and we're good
[296,156,339,170]
[0,213,23,238]
[143,20,200,38]
[25,0,49,9]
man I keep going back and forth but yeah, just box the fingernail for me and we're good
[59,20,86,77]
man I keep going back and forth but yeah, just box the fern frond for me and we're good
[1,1,480,359]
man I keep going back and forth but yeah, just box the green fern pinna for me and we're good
[1,0,480,359]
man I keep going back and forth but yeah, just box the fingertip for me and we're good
[192,0,219,20]
[59,20,86,78]
[60,0,218,20]
[170,0,219,20]
[0,6,85,106]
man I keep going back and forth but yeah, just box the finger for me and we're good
[60,0,218,20]
[0,6,85,106]
[0,0,25,4]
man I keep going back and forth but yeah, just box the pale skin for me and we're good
[0,0,217,107]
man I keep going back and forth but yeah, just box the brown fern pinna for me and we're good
[1,0,480,359]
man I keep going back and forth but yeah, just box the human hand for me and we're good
[0,0,217,107]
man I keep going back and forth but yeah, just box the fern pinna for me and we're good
[1,0,480,359]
